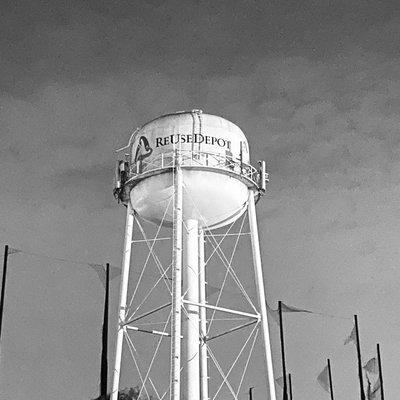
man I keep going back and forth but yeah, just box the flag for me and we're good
[275,375,289,389]
[370,380,381,400]
[266,303,280,324]
[363,357,378,375]
[280,302,313,314]
[8,247,21,255]
[88,263,121,288]
[366,376,381,400]
[276,374,290,400]
[317,365,330,393]
[275,376,284,388]
[344,324,356,345]
[266,302,313,324]
[366,377,372,400]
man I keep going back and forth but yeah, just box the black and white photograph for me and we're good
[0,1,399,399]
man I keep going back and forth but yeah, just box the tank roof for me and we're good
[139,110,242,131]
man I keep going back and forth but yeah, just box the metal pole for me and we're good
[183,219,200,400]
[377,344,385,400]
[354,315,366,400]
[111,204,134,400]
[0,245,9,347]
[288,373,293,400]
[170,152,183,400]
[327,359,334,400]
[199,228,209,400]
[100,263,110,398]
[248,191,277,400]
[278,301,288,400]
[249,386,254,400]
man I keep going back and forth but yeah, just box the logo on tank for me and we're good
[134,136,153,163]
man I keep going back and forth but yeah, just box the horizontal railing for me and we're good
[129,150,260,185]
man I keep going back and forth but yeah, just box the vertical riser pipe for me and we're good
[170,158,183,400]
[183,219,200,400]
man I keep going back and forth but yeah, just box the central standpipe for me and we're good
[170,154,183,400]
[183,219,200,400]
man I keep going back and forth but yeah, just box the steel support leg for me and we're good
[199,228,209,400]
[111,203,134,400]
[248,191,277,400]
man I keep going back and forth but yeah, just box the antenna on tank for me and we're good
[259,160,268,193]
[115,127,140,153]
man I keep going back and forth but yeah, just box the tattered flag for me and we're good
[88,263,121,288]
[8,247,21,255]
[266,302,314,324]
[266,303,279,324]
[317,365,330,393]
[280,302,313,314]
[366,376,381,400]
[363,357,378,375]
[371,379,381,400]
[366,377,372,400]
[275,376,284,388]
[344,324,356,345]
[275,375,290,389]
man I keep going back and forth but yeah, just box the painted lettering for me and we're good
[194,134,204,144]
[217,138,225,147]
[170,134,179,145]
[154,133,231,149]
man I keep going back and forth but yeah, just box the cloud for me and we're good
[3,3,400,399]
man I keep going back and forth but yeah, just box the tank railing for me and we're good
[130,150,259,184]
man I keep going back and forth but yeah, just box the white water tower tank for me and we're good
[115,110,265,229]
[111,110,273,400]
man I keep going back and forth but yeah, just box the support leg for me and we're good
[248,191,277,400]
[199,228,209,400]
[111,203,134,400]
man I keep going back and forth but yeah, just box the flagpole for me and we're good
[354,315,365,400]
[0,245,9,346]
[100,263,110,398]
[278,301,289,400]
[327,359,334,400]
[377,343,384,400]
[288,373,293,400]
[249,386,254,400]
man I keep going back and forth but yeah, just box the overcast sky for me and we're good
[1,0,400,399]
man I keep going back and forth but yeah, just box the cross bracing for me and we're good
[111,189,274,400]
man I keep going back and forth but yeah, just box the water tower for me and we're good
[112,110,276,400]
